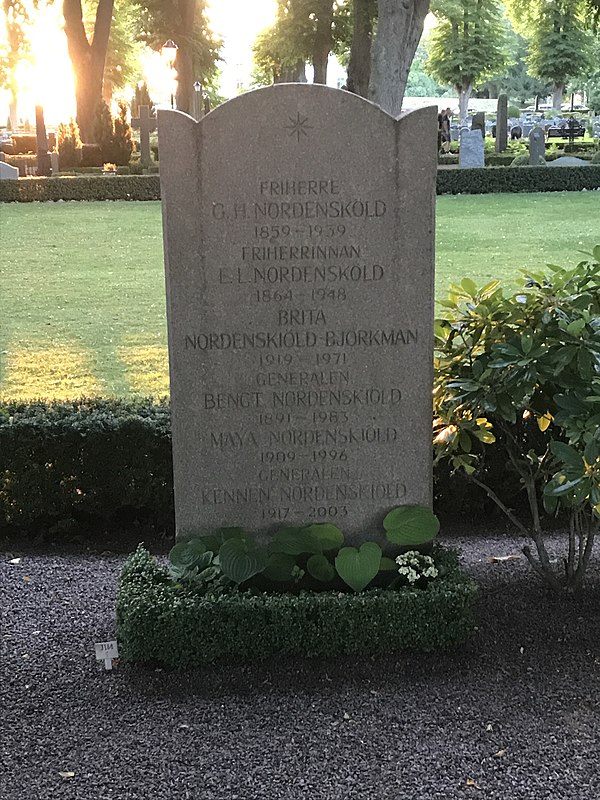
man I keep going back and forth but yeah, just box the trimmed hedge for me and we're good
[116,545,478,666]
[0,175,160,202]
[0,400,526,540]
[437,165,600,194]
[2,165,600,202]
[0,400,173,536]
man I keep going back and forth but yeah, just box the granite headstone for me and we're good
[529,126,546,164]
[459,128,484,168]
[158,85,437,541]
[495,95,508,152]
[0,161,18,180]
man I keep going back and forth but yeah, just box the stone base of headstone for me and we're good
[0,161,19,180]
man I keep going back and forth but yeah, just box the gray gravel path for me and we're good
[1,532,599,800]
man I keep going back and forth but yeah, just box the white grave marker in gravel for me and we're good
[95,640,118,670]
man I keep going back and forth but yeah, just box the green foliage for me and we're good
[436,165,600,195]
[57,120,82,170]
[92,100,133,166]
[117,545,477,666]
[427,0,509,94]
[405,43,448,97]
[510,153,546,166]
[506,0,594,93]
[383,506,441,545]
[434,247,600,589]
[168,512,439,594]
[334,542,382,592]
[0,399,173,536]
[0,175,161,202]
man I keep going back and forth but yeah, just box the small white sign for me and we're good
[95,640,119,670]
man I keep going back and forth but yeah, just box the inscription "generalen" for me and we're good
[256,370,349,387]
[184,328,417,350]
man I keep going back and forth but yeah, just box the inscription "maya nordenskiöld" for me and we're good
[158,84,437,542]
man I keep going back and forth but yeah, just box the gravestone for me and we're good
[471,112,485,136]
[131,105,156,169]
[158,85,437,542]
[495,95,508,152]
[50,151,59,175]
[0,161,18,180]
[459,128,484,168]
[548,156,589,167]
[529,127,546,164]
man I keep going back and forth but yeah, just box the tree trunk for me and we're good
[347,0,373,97]
[458,84,472,124]
[552,84,564,113]
[63,0,115,142]
[369,0,430,115]
[8,96,17,130]
[174,0,196,113]
[312,0,334,84]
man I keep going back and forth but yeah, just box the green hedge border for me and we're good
[0,400,526,539]
[116,546,478,666]
[1,166,600,202]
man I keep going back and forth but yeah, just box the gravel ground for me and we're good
[2,532,600,800]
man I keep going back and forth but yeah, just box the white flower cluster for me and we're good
[395,551,438,584]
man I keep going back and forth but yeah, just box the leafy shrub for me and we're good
[57,120,82,170]
[80,143,103,168]
[507,104,521,118]
[434,247,600,590]
[92,101,134,166]
[592,151,600,165]
[116,544,477,666]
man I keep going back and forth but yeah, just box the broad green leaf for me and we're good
[306,554,335,583]
[219,538,267,584]
[566,319,585,336]
[268,527,317,555]
[302,523,344,552]
[521,332,533,355]
[550,441,585,477]
[169,539,205,569]
[335,542,382,592]
[461,277,477,296]
[379,556,398,572]
[383,505,440,545]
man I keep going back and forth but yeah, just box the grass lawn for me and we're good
[1,192,598,400]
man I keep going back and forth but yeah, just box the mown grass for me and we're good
[1,192,598,400]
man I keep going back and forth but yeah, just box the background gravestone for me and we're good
[459,128,484,168]
[529,127,546,164]
[471,112,485,136]
[495,94,508,152]
[158,85,437,542]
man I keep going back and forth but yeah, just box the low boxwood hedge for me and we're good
[116,545,478,666]
[437,165,600,194]
[0,399,530,540]
[2,166,600,202]
[0,175,160,202]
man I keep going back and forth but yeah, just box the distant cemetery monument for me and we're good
[158,85,437,541]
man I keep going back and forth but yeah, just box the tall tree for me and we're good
[134,0,221,113]
[506,0,594,111]
[252,1,348,86]
[0,0,34,128]
[346,0,377,96]
[369,0,431,115]
[63,0,114,142]
[425,0,509,122]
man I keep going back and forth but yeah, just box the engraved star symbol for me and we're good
[284,112,313,143]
